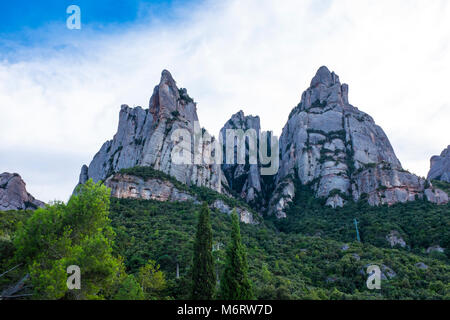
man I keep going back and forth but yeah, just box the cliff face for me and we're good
[268,66,447,217]
[78,70,227,193]
[77,67,447,219]
[0,172,45,211]
[219,111,272,210]
[105,173,196,202]
[428,146,450,183]
[104,172,257,224]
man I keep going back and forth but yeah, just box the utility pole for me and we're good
[354,218,361,242]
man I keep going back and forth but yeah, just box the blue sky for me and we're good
[0,0,187,33]
[0,0,198,58]
[0,0,449,203]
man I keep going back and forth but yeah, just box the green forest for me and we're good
[1,168,449,300]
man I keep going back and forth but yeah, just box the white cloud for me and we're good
[0,0,449,202]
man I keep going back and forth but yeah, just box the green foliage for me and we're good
[113,274,144,300]
[354,162,378,175]
[432,180,450,195]
[4,170,448,300]
[328,188,351,202]
[171,111,180,118]
[116,166,259,221]
[219,210,254,300]
[191,185,258,220]
[138,260,168,300]
[275,180,450,259]
[0,211,33,297]
[311,99,327,108]
[191,203,216,300]
[108,191,450,300]
[13,180,123,299]
[178,88,194,104]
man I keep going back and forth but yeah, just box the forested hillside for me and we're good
[107,174,450,300]
[1,176,449,299]
[109,196,449,299]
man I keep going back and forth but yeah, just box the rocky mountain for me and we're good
[427,146,450,183]
[77,67,448,219]
[268,66,447,217]
[219,111,273,210]
[0,172,45,211]
[77,70,227,193]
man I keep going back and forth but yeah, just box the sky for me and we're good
[0,0,449,203]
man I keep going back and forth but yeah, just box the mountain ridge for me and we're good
[76,66,449,218]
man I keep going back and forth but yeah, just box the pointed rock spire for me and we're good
[149,69,198,124]
[220,110,270,210]
[295,66,348,111]
[77,69,225,195]
[310,66,340,87]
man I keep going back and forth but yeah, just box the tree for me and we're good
[220,210,254,300]
[191,202,215,299]
[113,274,145,300]
[138,260,167,300]
[14,179,123,299]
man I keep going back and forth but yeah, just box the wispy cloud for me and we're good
[1,0,449,202]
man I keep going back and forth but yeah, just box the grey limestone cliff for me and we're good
[220,110,273,210]
[268,66,448,217]
[77,70,227,193]
[104,172,257,224]
[427,146,450,183]
[0,172,45,211]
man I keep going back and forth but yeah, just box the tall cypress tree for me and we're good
[220,210,254,300]
[191,202,216,300]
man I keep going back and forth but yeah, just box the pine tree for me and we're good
[191,202,216,299]
[14,179,123,299]
[220,210,254,300]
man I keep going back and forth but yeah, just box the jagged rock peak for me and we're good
[220,110,268,209]
[149,69,198,124]
[268,66,447,218]
[77,69,227,195]
[161,69,175,82]
[295,66,349,113]
[0,172,45,211]
[310,66,340,88]
[428,145,450,182]
[224,110,261,130]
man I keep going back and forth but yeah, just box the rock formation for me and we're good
[76,67,448,219]
[427,146,450,183]
[210,199,257,225]
[386,230,406,248]
[268,66,448,217]
[104,172,257,224]
[0,172,45,211]
[220,111,273,210]
[77,70,227,193]
[426,245,445,254]
[105,173,196,203]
